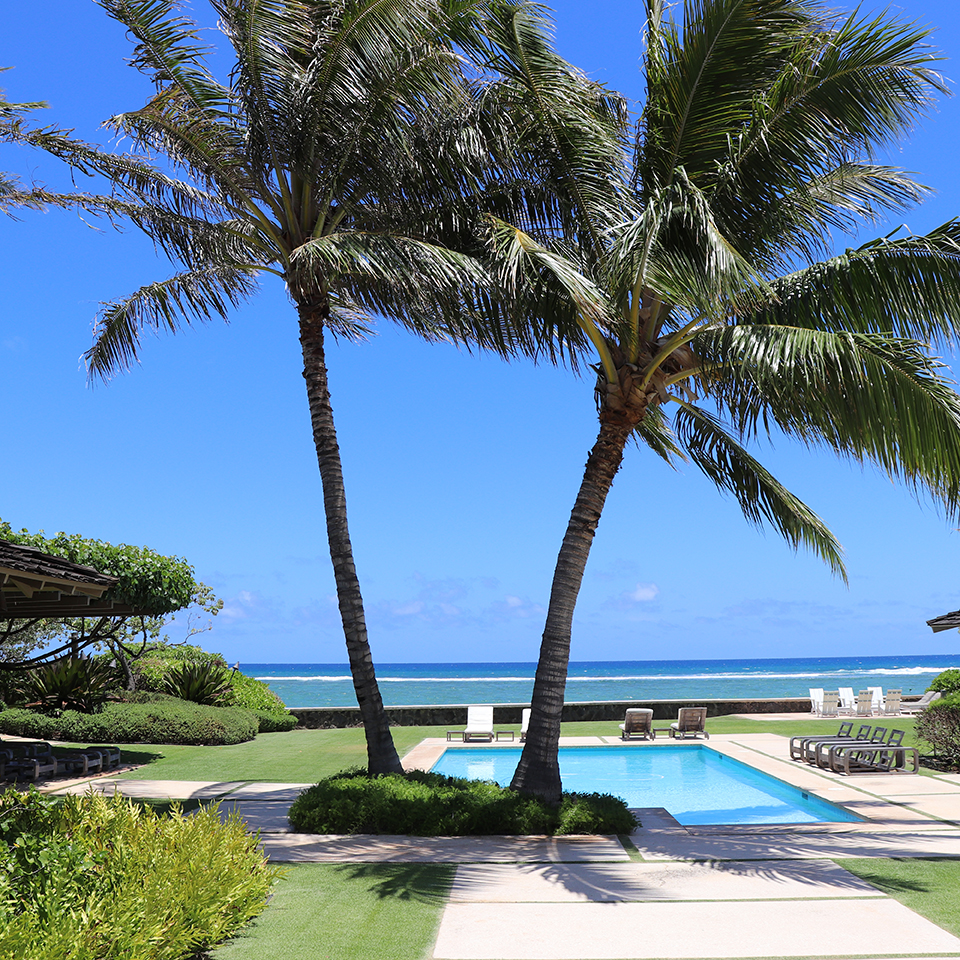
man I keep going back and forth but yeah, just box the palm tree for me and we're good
[35,0,540,773]
[494,0,960,802]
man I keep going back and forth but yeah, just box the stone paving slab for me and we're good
[631,825,960,860]
[448,859,880,903]
[219,801,293,833]
[259,834,629,863]
[432,898,960,959]
[222,782,312,801]
[52,779,246,799]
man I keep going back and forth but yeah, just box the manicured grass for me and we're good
[212,863,454,960]
[838,858,960,937]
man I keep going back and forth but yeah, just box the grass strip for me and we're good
[837,857,960,938]
[212,863,454,960]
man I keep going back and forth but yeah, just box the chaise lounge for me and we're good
[461,705,495,742]
[669,706,709,739]
[619,708,654,740]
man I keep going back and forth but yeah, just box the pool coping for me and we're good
[404,733,960,833]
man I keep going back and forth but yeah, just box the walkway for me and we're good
[47,729,960,959]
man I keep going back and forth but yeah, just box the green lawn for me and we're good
[212,863,454,960]
[96,714,916,783]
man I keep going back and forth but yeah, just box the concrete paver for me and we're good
[219,800,294,832]
[432,899,960,959]
[52,778,247,799]
[447,859,881,903]
[259,834,630,863]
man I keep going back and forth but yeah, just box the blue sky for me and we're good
[2,0,960,665]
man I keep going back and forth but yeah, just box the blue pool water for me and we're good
[430,745,860,825]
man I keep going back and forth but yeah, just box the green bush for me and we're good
[18,656,120,713]
[929,669,960,695]
[163,661,232,705]
[0,699,259,745]
[0,789,279,960]
[134,643,228,692]
[254,709,298,733]
[916,693,960,762]
[288,769,637,836]
[226,670,290,716]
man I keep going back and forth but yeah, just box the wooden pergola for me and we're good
[0,539,141,619]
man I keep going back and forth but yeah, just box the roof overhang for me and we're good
[927,610,960,633]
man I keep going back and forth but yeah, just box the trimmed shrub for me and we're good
[0,789,279,960]
[0,699,259,745]
[916,693,960,762]
[288,769,637,836]
[929,669,960,696]
[254,709,298,733]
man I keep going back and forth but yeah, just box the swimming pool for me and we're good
[430,745,860,825]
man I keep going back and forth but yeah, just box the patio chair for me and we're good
[816,725,887,768]
[619,708,654,741]
[838,687,856,715]
[883,689,902,716]
[789,722,855,761]
[900,691,941,715]
[820,691,840,717]
[669,706,709,739]
[855,690,874,717]
[868,686,884,715]
[519,708,531,742]
[799,724,872,765]
[809,688,824,715]
[461,705,495,742]
[828,729,914,774]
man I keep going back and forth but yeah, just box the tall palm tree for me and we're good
[494,0,960,802]
[34,0,539,773]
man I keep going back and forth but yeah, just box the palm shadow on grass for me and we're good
[332,863,454,904]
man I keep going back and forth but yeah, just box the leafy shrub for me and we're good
[254,709,298,733]
[0,699,259,745]
[288,769,637,836]
[226,670,290,716]
[163,661,232,705]
[17,656,120,713]
[0,788,279,960]
[134,643,228,692]
[916,693,960,762]
[929,669,960,695]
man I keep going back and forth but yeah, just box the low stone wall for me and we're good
[289,697,813,729]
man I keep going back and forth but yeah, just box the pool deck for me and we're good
[43,724,960,959]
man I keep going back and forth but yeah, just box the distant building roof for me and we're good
[927,609,960,633]
[0,539,142,618]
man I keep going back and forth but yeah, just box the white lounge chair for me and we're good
[900,690,941,714]
[669,706,709,739]
[809,688,824,715]
[519,708,531,742]
[868,686,884,715]
[462,705,495,742]
[619,708,654,740]
[838,687,856,715]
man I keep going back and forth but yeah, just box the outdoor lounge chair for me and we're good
[828,729,916,774]
[809,688,824,715]
[815,726,887,768]
[868,686,884,715]
[838,687,856,715]
[819,691,840,717]
[669,706,709,739]
[900,691,941,714]
[789,722,854,761]
[461,705,495,742]
[883,689,902,716]
[519,708,531,742]
[856,690,874,717]
[619,708,654,740]
[797,724,872,765]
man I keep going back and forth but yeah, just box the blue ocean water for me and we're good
[244,654,959,708]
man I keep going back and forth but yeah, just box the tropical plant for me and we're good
[162,660,232,704]
[491,0,960,801]
[929,669,960,695]
[9,0,554,774]
[16,656,120,713]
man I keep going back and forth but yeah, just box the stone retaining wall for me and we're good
[289,697,814,729]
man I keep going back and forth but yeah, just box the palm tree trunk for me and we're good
[298,304,402,774]
[510,415,635,802]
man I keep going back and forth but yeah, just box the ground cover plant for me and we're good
[289,769,637,835]
[212,863,453,960]
[0,789,279,960]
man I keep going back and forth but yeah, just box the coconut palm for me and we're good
[36,0,547,773]
[494,0,960,801]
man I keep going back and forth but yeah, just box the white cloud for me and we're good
[626,583,660,603]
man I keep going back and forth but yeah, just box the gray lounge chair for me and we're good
[619,708,654,740]
[900,691,941,714]
[820,691,840,717]
[789,722,854,761]
[669,706,709,739]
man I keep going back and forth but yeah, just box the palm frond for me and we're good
[673,400,846,577]
[86,266,260,380]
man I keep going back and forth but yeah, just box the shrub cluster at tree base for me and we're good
[0,789,278,960]
[288,769,638,835]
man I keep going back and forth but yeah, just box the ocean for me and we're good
[244,654,959,709]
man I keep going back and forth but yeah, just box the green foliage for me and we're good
[915,694,960,762]
[0,788,278,960]
[253,710,298,733]
[288,769,637,836]
[17,657,120,713]
[0,520,197,615]
[929,669,960,695]
[134,642,227,691]
[163,661,231,705]
[226,670,289,716]
[0,698,259,745]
